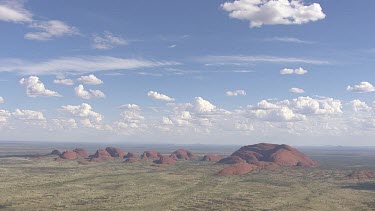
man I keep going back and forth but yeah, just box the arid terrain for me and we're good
[0,142,375,210]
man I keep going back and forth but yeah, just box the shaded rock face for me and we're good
[50,149,62,156]
[91,149,112,159]
[141,150,162,160]
[124,152,139,159]
[154,156,177,165]
[169,149,197,160]
[60,150,78,160]
[73,148,90,157]
[346,170,375,179]
[105,147,126,158]
[215,164,259,176]
[202,155,224,162]
[218,143,318,167]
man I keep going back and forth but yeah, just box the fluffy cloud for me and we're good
[226,90,246,96]
[349,100,372,112]
[19,76,61,97]
[12,109,46,121]
[0,56,178,75]
[280,67,308,75]
[289,87,305,94]
[148,91,175,102]
[0,1,32,23]
[221,0,325,28]
[114,103,145,132]
[51,118,78,130]
[286,96,343,115]
[248,101,306,122]
[74,84,105,99]
[0,110,11,124]
[78,74,103,85]
[24,20,79,41]
[61,103,103,128]
[0,96,4,104]
[53,78,74,86]
[193,97,217,113]
[347,82,375,93]
[92,31,128,50]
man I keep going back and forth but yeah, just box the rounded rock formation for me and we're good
[105,147,126,158]
[215,163,259,176]
[154,156,177,165]
[73,148,90,157]
[60,150,78,160]
[91,149,112,160]
[141,150,162,160]
[169,149,197,160]
[123,158,139,163]
[218,143,318,167]
[124,152,139,159]
[50,149,62,156]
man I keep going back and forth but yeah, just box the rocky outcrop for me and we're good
[218,143,318,167]
[141,150,162,160]
[105,147,126,158]
[91,149,112,160]
[154,156,177,165]
[50,149,62,156]
[73,148,90,157]
[60,150,78,160]
[169,149,197,160]
[124,152,139,159]
[201,155,224,162]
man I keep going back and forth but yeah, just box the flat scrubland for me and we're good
[0,143,375,210]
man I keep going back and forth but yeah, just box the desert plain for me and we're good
[0,142,374,210]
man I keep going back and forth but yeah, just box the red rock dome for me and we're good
[60,150,78,160]
[105,147,126,158]
[141,150,162,160]
[154,156,177,165]
[169,149,197,160]
[73,148,90,157]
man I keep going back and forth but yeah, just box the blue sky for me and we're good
[1,0,375,145]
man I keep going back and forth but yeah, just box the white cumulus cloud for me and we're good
[147,91,175,102]
[78,74,103,85]
[221,0,326,28]
[74,84,105,99]
[347,82,375,93]
[19,76,61,97]
[280,67,308,75]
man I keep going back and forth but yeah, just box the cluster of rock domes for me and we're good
[215,143,319,176]
[49,143,322,176]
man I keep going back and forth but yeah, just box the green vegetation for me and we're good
[0,144,374,210]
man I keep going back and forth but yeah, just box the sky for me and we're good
[1,0,375,146]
